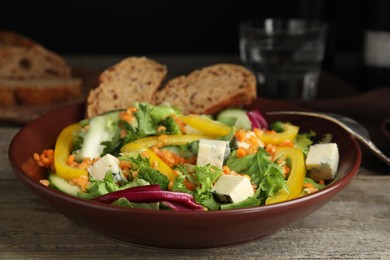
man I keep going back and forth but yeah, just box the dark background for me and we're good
[0,0,379,88]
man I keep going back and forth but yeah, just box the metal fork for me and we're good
[267,111,390,167]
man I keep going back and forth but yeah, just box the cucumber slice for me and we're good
[217,117,237,127]
[217,109,251,130]
[49,173,82,196]
[79,110,124,159]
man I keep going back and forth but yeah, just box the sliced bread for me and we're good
[152,64,256,114]
[0,78,82,105]
[0,45,71,79]
[86,57,167,117]
[0,30,82,106]
[0,30,71,79]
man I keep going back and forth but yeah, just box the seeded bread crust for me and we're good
[0,30,37,48]
[86,57,167,118]
[0,30,81,106]
[152,64,256,114]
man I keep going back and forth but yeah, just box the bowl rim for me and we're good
[9,102,362,215]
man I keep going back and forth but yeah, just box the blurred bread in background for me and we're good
[0,30,81,106]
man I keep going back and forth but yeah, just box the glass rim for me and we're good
[239,18,328,35]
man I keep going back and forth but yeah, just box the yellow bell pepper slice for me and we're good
[259,123,299,145]
[54,123,88,180]
[120,142,177,181]
[134,134,212,148]
[266,147,306,205]
[179,115,232,137]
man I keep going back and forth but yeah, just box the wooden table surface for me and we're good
[1,55,389,259]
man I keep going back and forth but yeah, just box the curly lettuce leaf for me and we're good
[226,148,286,200]
[171,170,190,193]
[78,171,149,200]
[121,103,182,143]
[134,103,158,138]
[171,164,221,210]
[192,164,222,210]
[294,130,316,156]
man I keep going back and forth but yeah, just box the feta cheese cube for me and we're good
[211,174,254,203]
[306,143,339,181]
[196,139,229,169]
[88,154,125,183]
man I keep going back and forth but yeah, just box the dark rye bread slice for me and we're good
[0,78,82,105]
[152,64,257,115]
[86,57,167,117]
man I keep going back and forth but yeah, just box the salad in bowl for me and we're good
[33,102,339,211]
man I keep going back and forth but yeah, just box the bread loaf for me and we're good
[86,57,167,118]
[0,30,81,106]
[152,64,256,114]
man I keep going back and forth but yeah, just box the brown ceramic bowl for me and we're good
[9,99,361,249]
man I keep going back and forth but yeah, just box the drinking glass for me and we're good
[239,19,328,99]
